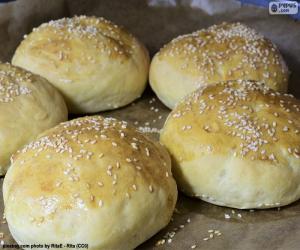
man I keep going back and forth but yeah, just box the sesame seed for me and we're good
[155,239,166,246]
[282,126,289,132]
[145,147,150,156]
[138,126,161,134]
[131,142,138,150]
[182,125,192,131]
[203,125,211,132]
[55,181,62,187]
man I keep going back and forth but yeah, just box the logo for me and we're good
[271,3,278,12]
[269,1,299,15]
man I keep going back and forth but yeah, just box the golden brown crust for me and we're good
[27,16,136,61]
[4,116,177,249]
[161,80,300,209]
[150,22,289,109]
[5,115,175,211]
[12,16,150,113]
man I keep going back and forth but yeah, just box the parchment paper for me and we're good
[0,0,300,249]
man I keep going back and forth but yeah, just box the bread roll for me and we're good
[150,22,289,109]
[3,116,177,250]
[0,62,67,175]
[160,79,300,209]
[12,16,150,114]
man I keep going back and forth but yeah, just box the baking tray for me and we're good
[0,0,300,249]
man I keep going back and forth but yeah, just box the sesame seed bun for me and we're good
[0,62,67,175]
[12,16,150,114]
[150,22,289,109]
[160,79,300,209]
[3,116,177,249]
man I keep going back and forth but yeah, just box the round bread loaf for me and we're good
[0,62,67,175]
[3,116,177,250]
[12,15,150,114]
[160,79,300,209]
[150,22,289,109]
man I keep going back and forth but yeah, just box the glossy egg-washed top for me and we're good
[156,22,289,91]
[4,116,176,219]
